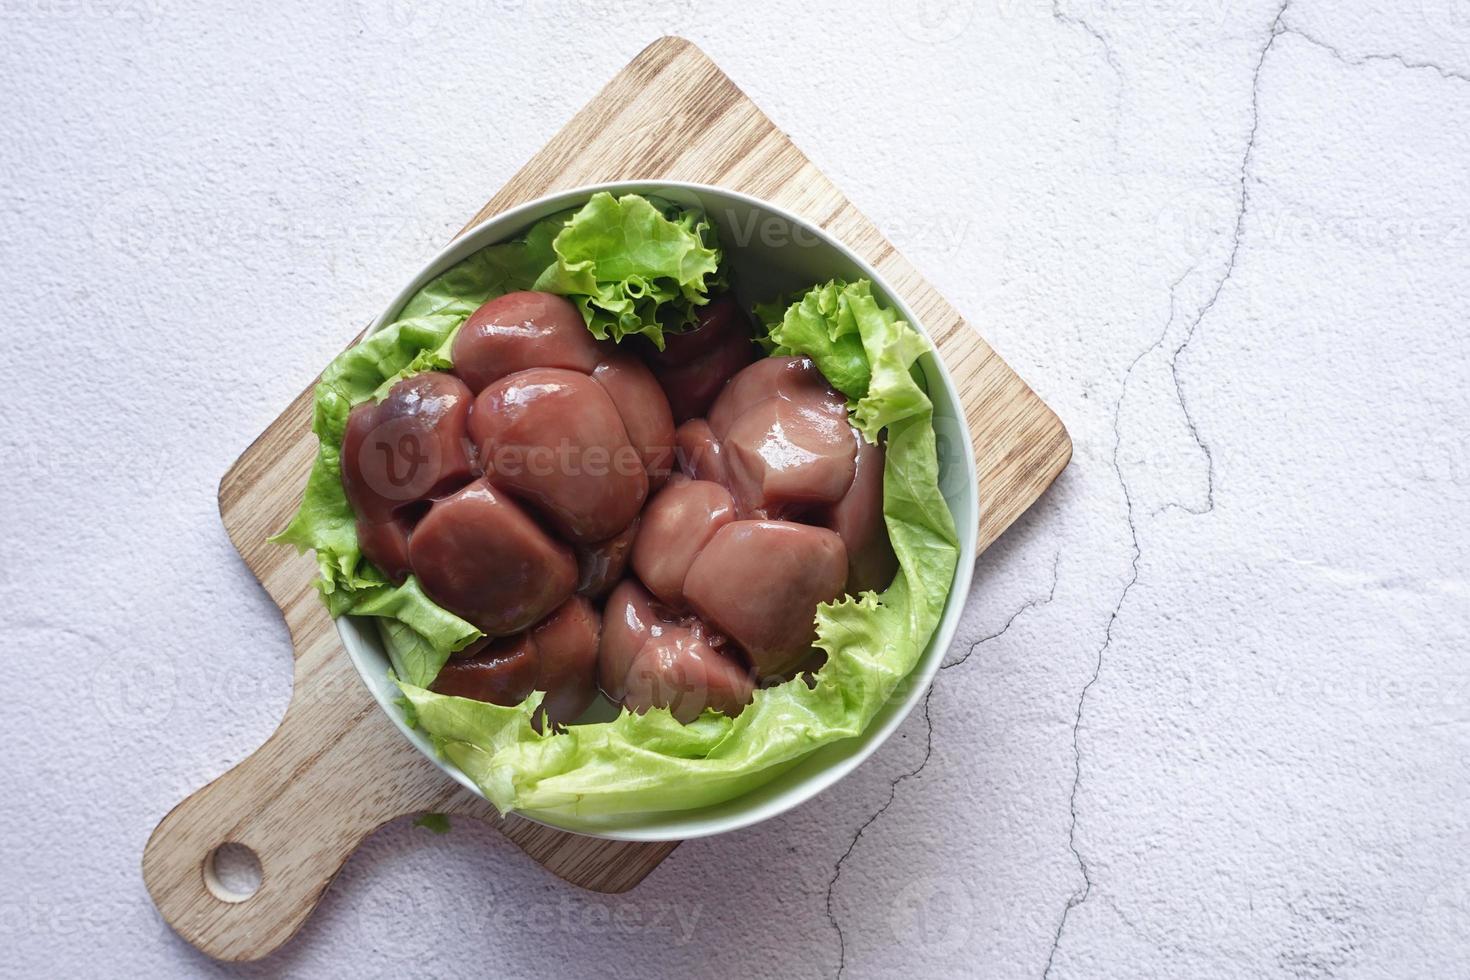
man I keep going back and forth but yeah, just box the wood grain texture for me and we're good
[142,35,1070,963]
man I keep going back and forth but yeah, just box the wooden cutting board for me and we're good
[141,36,1071,963]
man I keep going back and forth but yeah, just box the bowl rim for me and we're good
[336,180,979,841]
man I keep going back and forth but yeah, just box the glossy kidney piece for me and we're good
[721,396,857,519]
[825,435,898,594]
[451,291,607,393]
[684,520,848,678]
[706,356,845,440]
[430,632,540,706]
[598,580,753,723]
[531,595,603,726]
[630,479,736,608]
[408,478,577,636]
[575,518,639,599]
[674,418,727,484]
[702,356,857,519]
[597,579,665,703]
[644,295,756,422]
[622,628,755,724]
[340,371,476,525]
[469,367,648,544]
[429,596,601,726]
[355,518,413,585]
[591,354,676,492]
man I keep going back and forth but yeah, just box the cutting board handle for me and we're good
[142,622,676,962]
[142,662,474,961]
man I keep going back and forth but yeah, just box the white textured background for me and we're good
[4,0,1469,976]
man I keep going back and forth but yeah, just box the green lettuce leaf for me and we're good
[356,578,482,688]
[758,278,933,440]
[413,813,452,834]
[758,280,871,398]
[401,279,959,824]
[533,192,724,349]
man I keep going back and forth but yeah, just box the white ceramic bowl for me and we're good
[339,182,978,841]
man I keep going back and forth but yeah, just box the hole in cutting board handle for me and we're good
[203,842,263,903]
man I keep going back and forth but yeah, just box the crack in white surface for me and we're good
[1051,0,1122,80]
[942,552,1062,672]
[825,688,936,979]
[1051,0,1125,143]
[1040,334,1145,979]
[1282,23,1470,85]
[1155,0,1292,517]
[1040,5,1291,975]
[1141,267,1208,519]
[824,550,1063,975]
